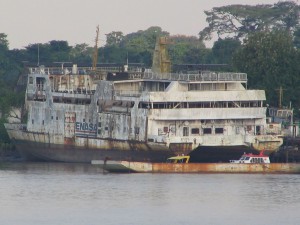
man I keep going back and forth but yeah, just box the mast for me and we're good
[92,25,100,70]
[276,86,284,109]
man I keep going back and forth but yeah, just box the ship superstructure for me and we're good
[4,63,283,162]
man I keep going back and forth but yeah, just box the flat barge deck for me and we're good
[91,160,300,174]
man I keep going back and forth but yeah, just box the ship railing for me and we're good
[140,72,247,82]
[114,90,142,97]
[29,66,144,76]
[218,73,247,81]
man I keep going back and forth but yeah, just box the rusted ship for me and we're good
[4,38,284,163]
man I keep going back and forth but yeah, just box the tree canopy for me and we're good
[199,1,300,41]
[233,30,300,109]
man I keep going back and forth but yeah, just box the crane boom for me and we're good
[92,25,99,70]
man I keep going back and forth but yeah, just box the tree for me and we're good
[101,26,170,66]
[210,38,241,66]
[293,27,300,48]
[0,33,9,50]
[121,26,169,51]
[168,35,207,65]
[48,40,72,62]
[106,31,124,46]
[23,40,72,64]
[233,30,300,109]
[199,1,300,41]
[70,43,93,63]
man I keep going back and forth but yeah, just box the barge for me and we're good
[91,158,300,174]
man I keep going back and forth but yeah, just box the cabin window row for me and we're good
[31,116,59,125]
[160,127,224,135]
[184,127,224,136]
[250,158,264,163]
[53,97,91,105]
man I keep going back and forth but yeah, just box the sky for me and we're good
[1,0,282,49]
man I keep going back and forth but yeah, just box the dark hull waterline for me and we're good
[12,139,266,163]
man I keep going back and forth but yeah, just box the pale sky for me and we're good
[1,0,281,49]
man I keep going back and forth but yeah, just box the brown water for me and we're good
[0,162,300,225]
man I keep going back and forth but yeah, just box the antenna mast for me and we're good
[276,86,285,109]
[37,43,40,66]
[92,25,99,70]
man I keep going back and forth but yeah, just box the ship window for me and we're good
[215,128,224,134]
[163,127,168,133]
[183,127,189,136]
[105,127,108,131]
[51,116,53,120]
[203,128,212,134]
[135,127,140,135]
[148,138,154,142]
[29,77,33,84]
[98,122,101,127]
[56,116,58,120]
[98,129,101,135]
[256,126,261,135]
[42,120,44,125]
[191,128,200,134]
[32,119,34,124]
[83,119,85,122]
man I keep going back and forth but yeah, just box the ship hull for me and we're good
[13,142,257,163]
[6,124,282,163]
[189,146,259,163]
[11,138,272,163]
[11,138,174,163]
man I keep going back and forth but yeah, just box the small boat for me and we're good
[166,155,190,163]
[229,151,270,164]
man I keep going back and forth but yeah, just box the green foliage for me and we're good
[70,43,93,63]
[0,33,9,50]
[233,30,300,109]
[24,40,72,64]
[106,31,124,46]
[101,27,169,67]
[0,118,10,143]
[293,27,300,48]
[210,38,241,66]
[200,1,300,41]
[168,35,208,64]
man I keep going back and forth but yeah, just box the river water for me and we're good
[0,163,299,225]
